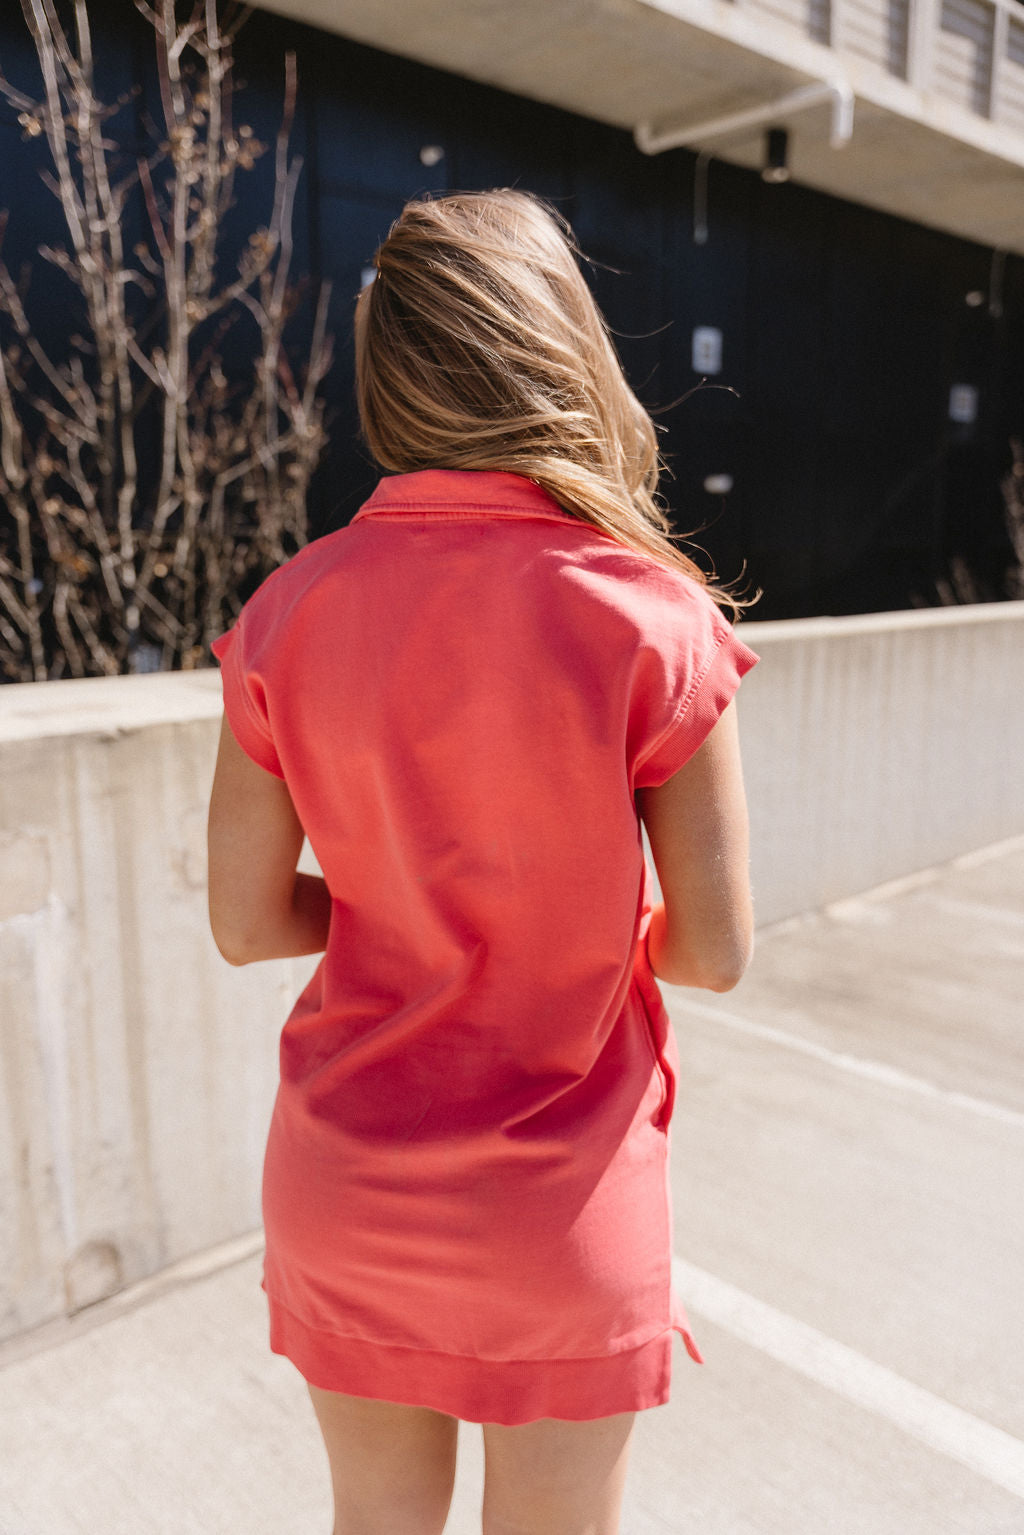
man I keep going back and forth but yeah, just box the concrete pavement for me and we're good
[1,836,1022,1534]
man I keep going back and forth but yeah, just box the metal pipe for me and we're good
[635,77,854,155]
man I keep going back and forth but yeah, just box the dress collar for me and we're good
[352,469,577,524]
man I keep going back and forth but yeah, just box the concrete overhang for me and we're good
[252,0,1024,258]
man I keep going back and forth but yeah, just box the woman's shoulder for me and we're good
[234,525,358,628]
[551,530,732,636]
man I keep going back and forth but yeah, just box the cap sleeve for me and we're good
[210,619,285,779]
[631,579,759,790]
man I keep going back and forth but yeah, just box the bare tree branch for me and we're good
[0,0,331,680]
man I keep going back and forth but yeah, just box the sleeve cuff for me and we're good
[210,627,285,779]
[634,626,760,788]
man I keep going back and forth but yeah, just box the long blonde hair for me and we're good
[354,189,749,615]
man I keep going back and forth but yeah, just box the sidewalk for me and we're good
[2,837,1023,1534]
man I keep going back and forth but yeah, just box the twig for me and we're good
[0,0,330,679]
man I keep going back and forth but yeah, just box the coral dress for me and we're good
[211,468,759,1424]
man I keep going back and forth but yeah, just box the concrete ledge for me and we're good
[737,600,1024,922]
[0,669,223,743]
[740,597,1024,640]
[1,679,318,1345]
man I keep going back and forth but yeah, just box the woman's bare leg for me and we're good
[481,1412,636,1535]
[306,1384,459,1535]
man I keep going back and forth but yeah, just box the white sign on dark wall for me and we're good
[692,326,723,374]
[949,383,979,423]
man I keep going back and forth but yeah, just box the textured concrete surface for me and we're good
[0,671,318,1340]
[1,836,1021,1534]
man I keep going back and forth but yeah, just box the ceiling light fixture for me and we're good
[762,127,790,183]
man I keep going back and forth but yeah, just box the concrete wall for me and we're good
[739,601,1024,921]
[0,674,319,1345]
[2,600,1022,1343]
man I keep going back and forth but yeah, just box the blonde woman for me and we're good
[207,189,759,1535]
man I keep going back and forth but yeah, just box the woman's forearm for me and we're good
[223,873,332,965]
[286,873,334,957]
[645,899,751,993]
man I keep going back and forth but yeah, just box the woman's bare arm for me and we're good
[207,715,332,966]
[636,698,753,992]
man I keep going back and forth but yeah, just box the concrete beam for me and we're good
[246,0,1024,254]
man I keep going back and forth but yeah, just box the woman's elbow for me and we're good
[664,954,751,992]
[216,938,256,967]
[707,931,755,992]
[211,927,257,966]
[704,953,751,992]
[651,921,754,992]
[208,901,263,966]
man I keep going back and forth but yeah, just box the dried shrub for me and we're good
[0,0,332,679]
[1000,435,1024,600]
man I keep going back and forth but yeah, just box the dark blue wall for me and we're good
[2,0,1020,618]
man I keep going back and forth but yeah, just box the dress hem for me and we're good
[265,1287,703,1425]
